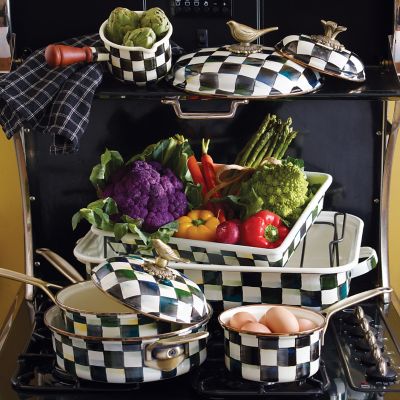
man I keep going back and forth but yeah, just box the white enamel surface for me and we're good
[56,281,133,314]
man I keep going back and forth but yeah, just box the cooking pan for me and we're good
[0,247,209,337]
[44,11,173,86]
[44,305,210,383]
[218,287,392,383]
[0,267,164,338]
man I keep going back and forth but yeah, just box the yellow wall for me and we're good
[0,131,24,332]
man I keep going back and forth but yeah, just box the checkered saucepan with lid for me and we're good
[0,241,210,339]
[218,287,391,383]
[44,11,172,86]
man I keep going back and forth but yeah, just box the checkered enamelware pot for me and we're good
[96,17,173,85]
[218,288,392,383]
[169,46,322,98]
[45,305,210,384]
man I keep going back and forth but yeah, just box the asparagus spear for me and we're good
[236,114,273,166]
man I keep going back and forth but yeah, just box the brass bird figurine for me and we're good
[226,20,278,54]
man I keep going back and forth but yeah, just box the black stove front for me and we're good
[9,294,400,400]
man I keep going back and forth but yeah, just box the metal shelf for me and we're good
[95,64,400,101]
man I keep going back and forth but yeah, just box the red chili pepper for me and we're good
[240,210,289,249]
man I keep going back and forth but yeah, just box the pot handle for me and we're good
[322,287,392,336]
[350,247,378,279]
[45,44,110,67]
[161,97,249,119]
[0,267,62,304]
[36,248,84,283]
[144,331,209,372]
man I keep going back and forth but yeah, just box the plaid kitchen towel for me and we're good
[0,34,104,154]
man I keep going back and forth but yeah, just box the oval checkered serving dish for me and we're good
[275,20,365,82]
[169,46,322,98]
[74,212,377,313]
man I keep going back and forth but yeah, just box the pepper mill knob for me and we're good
[310,20,347,51]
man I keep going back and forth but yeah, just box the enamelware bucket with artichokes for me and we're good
[45,7,173,86]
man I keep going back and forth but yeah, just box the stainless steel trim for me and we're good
[161,98,248,119]
[381,100,400,303]
[13,129,34,300]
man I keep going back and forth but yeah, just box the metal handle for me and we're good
[161,98,248,119]
[144,331,209,372]
[310,20,347,51]
[350,247,378,279]
[322,287,392,336]
[0,267,62,304]
[36,248,84,283]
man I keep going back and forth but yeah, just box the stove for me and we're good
[5,294,400,400]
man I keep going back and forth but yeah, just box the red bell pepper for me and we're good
[240,210,289,249]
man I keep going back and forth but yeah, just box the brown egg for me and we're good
[241,322,271,334]
[264,306,300,334]
[228,311,257,330]
[298,318,317,331]
[258,313,269,327]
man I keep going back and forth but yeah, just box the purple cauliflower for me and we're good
[102,160,188,232]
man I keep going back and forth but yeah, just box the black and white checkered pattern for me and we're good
[51,324,207,383]
[53,332,207,383]
[104,196,325,268]
[0,34,104,154]
[64,310,175,338]
[169,46,322,97]
[100,41,172,86]
[275,35,365,82]
[224,328,321,382]
[91,256,209,324]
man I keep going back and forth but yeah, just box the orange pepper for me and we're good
[175,209,220,241]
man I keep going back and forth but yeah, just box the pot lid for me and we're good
[169,20,322,98]
[91,240,209,324]
[275,20,365,82]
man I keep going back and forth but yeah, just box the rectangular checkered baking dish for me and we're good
[89,171,332,268]
[74,211,377,311]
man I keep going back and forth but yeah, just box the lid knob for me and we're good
[310,20,347,51]
[141,239,189,280]
[226,20,278,54]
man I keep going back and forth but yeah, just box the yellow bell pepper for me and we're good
[175,209,220,241]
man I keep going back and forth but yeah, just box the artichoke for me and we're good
[140,7,170,38]
[105,7,140,45]
[123,27,156,48]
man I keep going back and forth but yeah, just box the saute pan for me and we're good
[45,305,210,384]
[218,287,392,383]
[0,267,164,338]
[0,246,209,337]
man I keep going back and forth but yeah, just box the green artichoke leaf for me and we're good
[106,7,140,44]
[140,7,170,37]
[123,27,156,48]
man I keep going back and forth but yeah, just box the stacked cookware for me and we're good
[0,242,212,384]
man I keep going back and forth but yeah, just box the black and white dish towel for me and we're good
[0,34,104,154]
